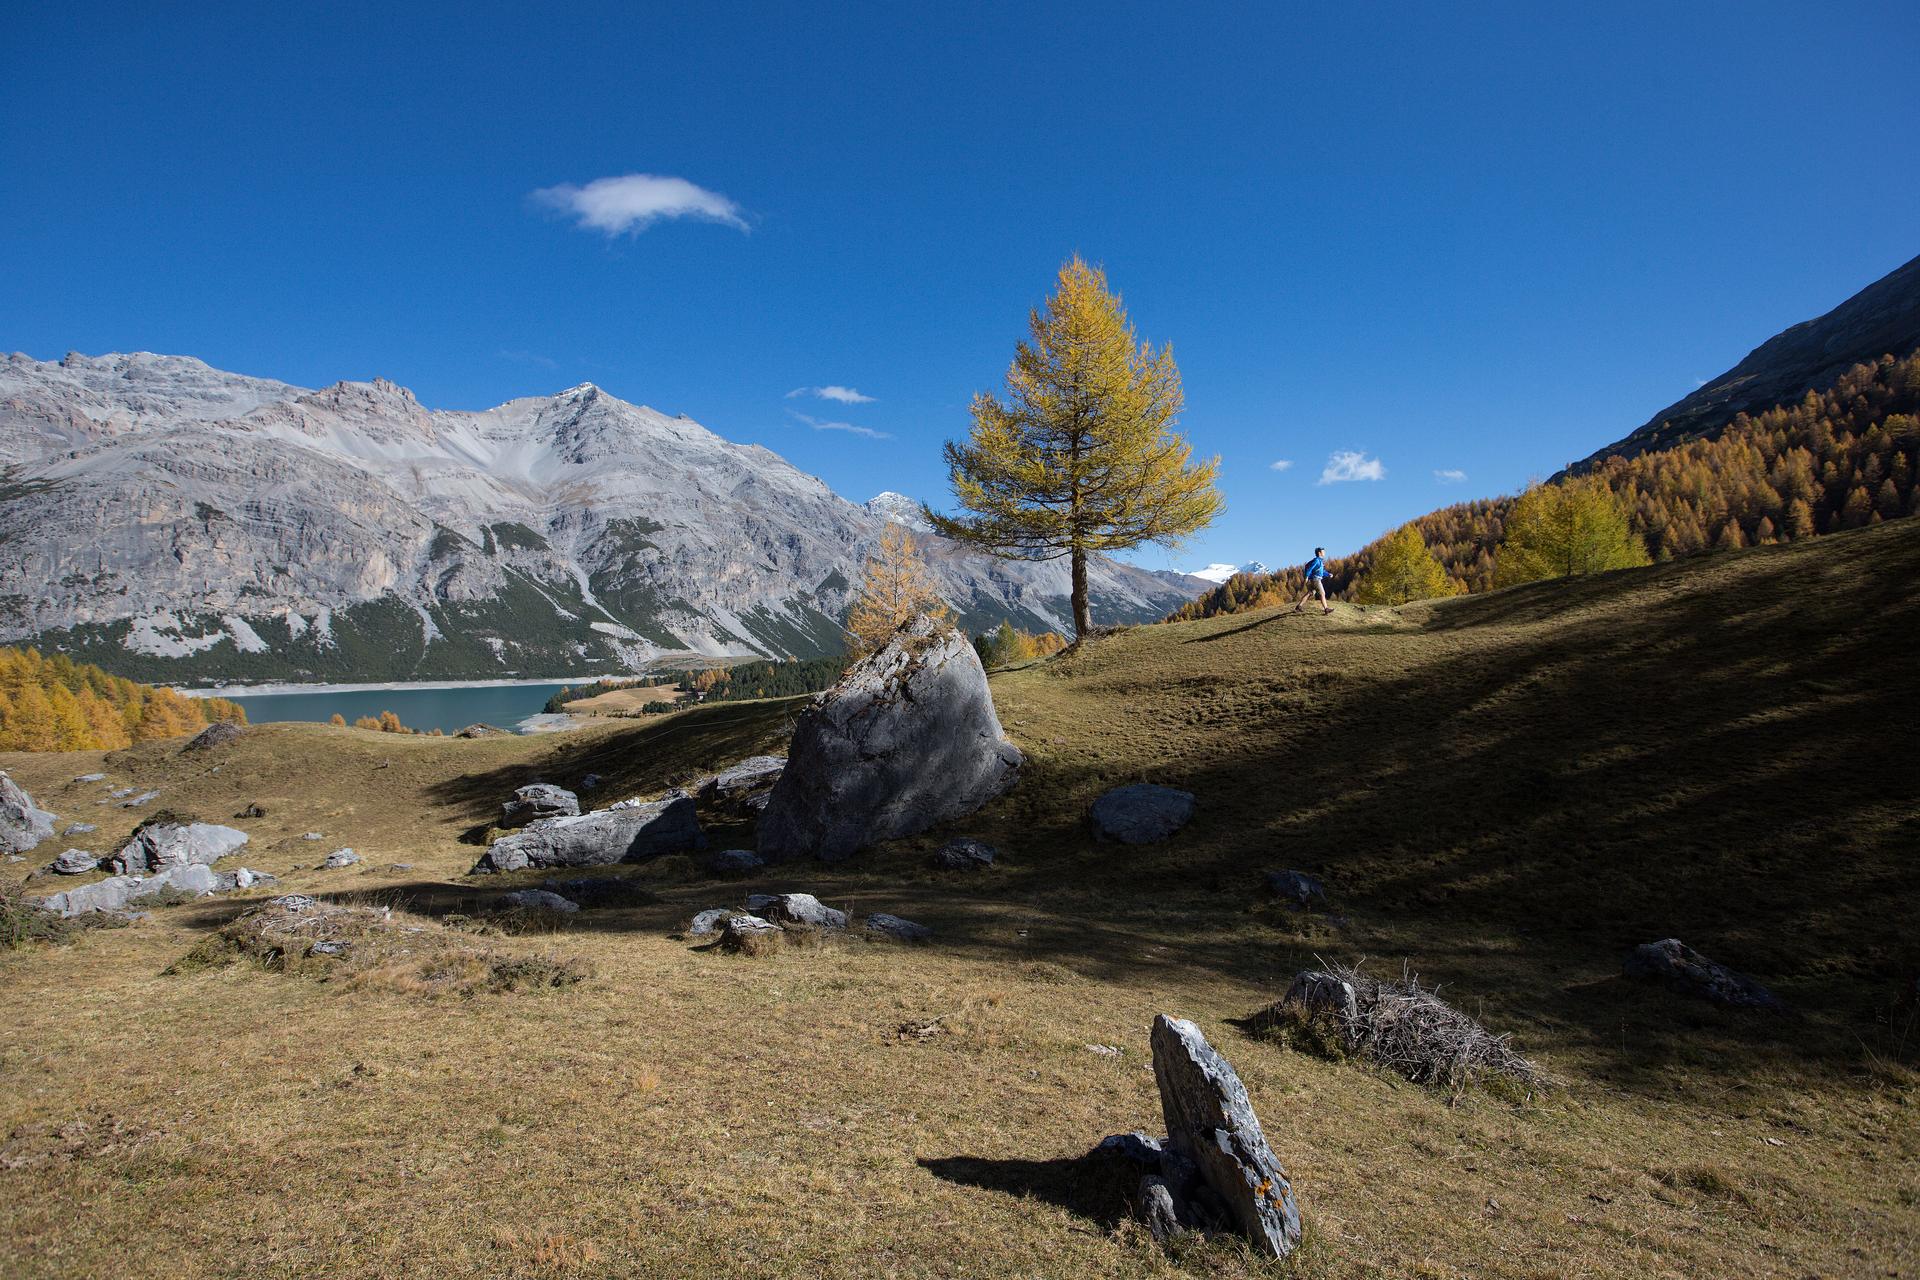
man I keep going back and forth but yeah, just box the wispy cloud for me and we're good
[1318,450,1385,484]
[1434,468,1468,483]
[1268,459,1294,472]
[789,409,891,440]
[532,173,748,236]
[787,385,876,404]
[497,348,557,369]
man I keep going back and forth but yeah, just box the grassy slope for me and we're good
[2,522,1917,1279]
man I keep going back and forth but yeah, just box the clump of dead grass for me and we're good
[168,894,588,996]
[1251,960,1548,1098]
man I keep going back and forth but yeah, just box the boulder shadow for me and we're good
[918,1150,1135,1230]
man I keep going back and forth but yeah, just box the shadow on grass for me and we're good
[918,1149,1136,1230]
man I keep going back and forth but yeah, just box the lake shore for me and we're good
[175,675,614,698]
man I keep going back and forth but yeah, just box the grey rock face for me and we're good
[182,721,246,752]
[864,912,931,942]
[321,848,360,869]
[758,620,1022,863]
[502,888,580,913]
[1091,785,1195,844]
[109,822,249,875]
[50,848,99,875]
[502,783,580,827]
[1624,938,1782,1010]
[929,837,997,870]
[757,893,848,930]
[700,848,763,875]
[1150,1014,1302,1259]
[1265,870,1327,909]
[472,795,701,873]
[1,771,58,855]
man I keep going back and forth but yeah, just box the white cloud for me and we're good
[1268,459,1293,472]
[786,385,876,404]
[1318,450,1385,484]
[789,410,891,440]
[1434,468,1468,483]
[532,173,748,236]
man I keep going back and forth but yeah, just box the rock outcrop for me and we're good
[50,848,100,875]
[1,771,57,855]
[38,861,231,916]
[472,795,702,873]
[1091,784,1195,844]
[757,618,1022,862]
[181,721,246,752]
[108,821,248,875]
[501,784,580,827]
[1624,938,1782,1010]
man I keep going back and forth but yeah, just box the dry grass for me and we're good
[1,521,1917,1277]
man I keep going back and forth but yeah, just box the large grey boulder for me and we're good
[1,771,58,855]
[50,848,100,875]
[1149,1014,1301,1259]
[501,783,579,827]
[758,618,1022,862]
[1091,785,1195,844]
[108,822,249,875]
[1624,939,1782,1010]
[757,892,848,930]
[38,861,223,916]
[472,795,702,873]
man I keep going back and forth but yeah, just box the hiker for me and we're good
[1293,547,1333,615]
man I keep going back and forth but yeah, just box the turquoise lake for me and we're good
[218,683,578,735]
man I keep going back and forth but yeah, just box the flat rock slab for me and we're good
[110,822,249,875]
[38,861,224,916]
[1151,1014,1301,1258]
[502,888,580,913]
[929,838,997,870]
[321,848,360,869]
[502,784,580,827]
[1,771,58,856]
[1092,785,1196,844]
[758,618,1022,863]
[864,912,931,942]
[51,848,100,875]
[1624,938,1782,1010]
[472,795,702,873]
[758,893,848,930]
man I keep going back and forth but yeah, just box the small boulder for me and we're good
[454,723,507,738]
[39,862,221,916]
[1091,785,1195,844]
[50,848,99,876]
[865,912,931,943]
[758,893,848,930]
[579,772,602,790]
[471,795,702,873]
[1098,1131,1166,1165]
[321,848,361,869]
[929,838,997,871]
[235,803,267,819]
[1265,870,1327,910]
[74,773,108,784]
[688,908,736,937]
[64,822,97,836]
[1150,1014,1301,1259]
[302,832,325,841]
[122,790,162,808]
[701,848,764,875]
[1,771,58,855]
[501,783,580,828]
[696,756,786,813]
[1624,939,1782,1010]
[502,888,580,914]
[757,618,1021,863]
[110,822,249,875]
[182,722,246,752]
[720,914,784,953]
[219,867,277,891]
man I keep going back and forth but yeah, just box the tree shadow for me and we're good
[918,1148,1137,1230]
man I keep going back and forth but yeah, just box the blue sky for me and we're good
[3,1,1915,573]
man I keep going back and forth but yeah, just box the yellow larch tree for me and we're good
[845,523,951,656]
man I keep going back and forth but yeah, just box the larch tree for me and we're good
[845,523,951,656]
[1354,524,1463,605]
[1495,479,1650,587]
[927,256,1222,640]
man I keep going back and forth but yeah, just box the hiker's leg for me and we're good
[1318,581,1332,614]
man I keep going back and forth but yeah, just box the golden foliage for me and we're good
[1495,479,1651,586]
[0,645,246,752]
[845,524,951,656]
[931,256,1222,636]
[1354,525,1465,605]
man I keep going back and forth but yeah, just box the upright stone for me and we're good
[758,617,1022,862]
[1150,1014,1301,1259]
[0,771,58,856]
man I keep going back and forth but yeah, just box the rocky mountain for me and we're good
[0,352,1205,682]
[1576,251,1920,468]
[863,490,934,532]
[1190,561,1270,585]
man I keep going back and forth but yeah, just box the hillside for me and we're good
[1577,251,1920,466]
[0,353,1199,682]
[2,520,1914,1277]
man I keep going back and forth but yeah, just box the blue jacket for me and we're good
[1305,555,1328,580]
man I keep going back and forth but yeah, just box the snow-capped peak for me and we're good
[1190,560,1270,584]
[865,491,933,531]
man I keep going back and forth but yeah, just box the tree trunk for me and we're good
[1070,545,1091,639]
